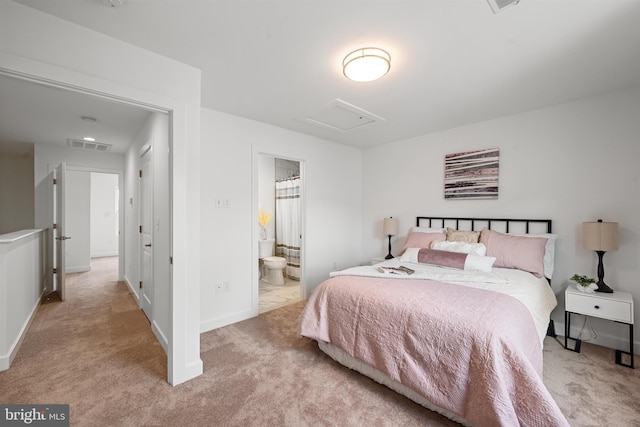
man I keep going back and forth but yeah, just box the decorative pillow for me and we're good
[401,248,495,272]
[479,228,547,277]
[446,227,480,243]
[399,232,446,255]
[513,233,558,279]
[430,240,487,256]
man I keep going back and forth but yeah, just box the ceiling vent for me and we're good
[102,0,125,8]
[487,0,519,13]
[301,99,386,132]
[67,138,112,152]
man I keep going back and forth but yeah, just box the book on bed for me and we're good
[377,265,415,275]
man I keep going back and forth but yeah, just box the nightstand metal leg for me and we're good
[615,323,634,369]
[564,311,582,353]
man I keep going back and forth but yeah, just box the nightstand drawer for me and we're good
[565,292,633,323]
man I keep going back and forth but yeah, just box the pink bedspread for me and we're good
[299,275,569,427]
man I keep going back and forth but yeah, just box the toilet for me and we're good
[258,239,287,285]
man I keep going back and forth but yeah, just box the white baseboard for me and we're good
[170,359,203,386]
[91,252,118,258]
[124,275,139,301]
[0,291,43,371]
[152,321,168,354]
[200,308,256,333]
[66,265,91,274]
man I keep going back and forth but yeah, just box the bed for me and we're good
[299,216,569,427]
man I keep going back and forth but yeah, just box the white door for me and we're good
[54,162,69,301]
[140,146,154,320]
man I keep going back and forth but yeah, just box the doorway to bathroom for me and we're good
[258,155,303,313]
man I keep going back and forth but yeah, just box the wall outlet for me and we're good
[215,198,223,208]
[223,281,230,292]
[215,282,223,294]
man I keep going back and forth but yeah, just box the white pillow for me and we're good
[430,240,487,256]
[400,247,421,263]
[410,226,446,234]
[513,233,557,278]
[464,254,496,273]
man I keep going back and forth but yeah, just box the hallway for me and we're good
[0,257,167,415]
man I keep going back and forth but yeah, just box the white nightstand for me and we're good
[564,285,635,368]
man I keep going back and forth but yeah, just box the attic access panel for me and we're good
[487,0,519,13]
[301,99,386,132]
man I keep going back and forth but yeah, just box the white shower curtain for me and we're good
[275,177,301,281]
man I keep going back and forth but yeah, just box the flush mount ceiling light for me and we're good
[342,47,391,82]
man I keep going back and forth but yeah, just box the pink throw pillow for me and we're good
[399,232,446,255]
[479,228,547,277]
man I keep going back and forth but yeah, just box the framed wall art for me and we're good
[444,148,499,200]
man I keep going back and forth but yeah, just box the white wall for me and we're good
[362,86,640,352]
[0,230,46,371]
[0,142,34,234]
[2,1,203,385]
[33,144,124,231]
[91,173,119,258]
[124,112,171,351]
[65,170,91,273]
[200,108,363,331]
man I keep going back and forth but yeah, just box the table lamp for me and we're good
[383,217,399,259]
[582,219,619,293]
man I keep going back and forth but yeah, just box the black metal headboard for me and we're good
[418,216,556,337]
[416,216,552,234]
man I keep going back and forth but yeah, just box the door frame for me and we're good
[0,61,203,385]
[64,166,125,281]
[252,147,307,315]
[139,143,154,320]
[53,162,66,301]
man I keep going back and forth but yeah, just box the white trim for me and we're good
[200,308,254,333]
[251,146,308,319]
[0,290,44,372]
[152,320,169,353]
[66,266,91,274]
[0,52,202,385]
[124,275,139,301]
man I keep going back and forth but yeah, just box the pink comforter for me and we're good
[299,275,569,427]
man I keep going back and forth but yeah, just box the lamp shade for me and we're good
[383,217,399,236]
[583,220,619,251]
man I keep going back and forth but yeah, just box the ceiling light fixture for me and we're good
[342,47,391,82]
[81,116,97,124]
[83,137,96,142]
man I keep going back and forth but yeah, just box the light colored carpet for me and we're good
[1,257,638,426]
